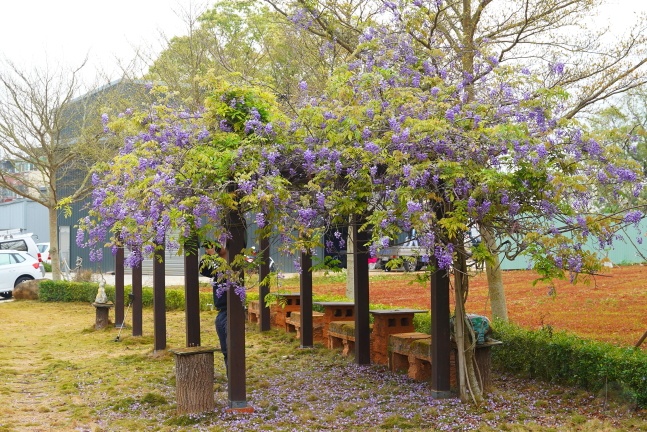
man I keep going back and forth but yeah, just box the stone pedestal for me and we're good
[170,346,218,414]
[92,302,113,329]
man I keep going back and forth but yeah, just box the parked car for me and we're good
[0,230,42,263]
[0,250,45,298]
[37,242,51,265]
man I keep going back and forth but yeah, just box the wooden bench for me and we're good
[285,311,325,344]
[389,332,501,392]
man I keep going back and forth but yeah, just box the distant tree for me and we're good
[0,59,147,279]
[589,88,647,188]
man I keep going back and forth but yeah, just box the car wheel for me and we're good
[14,276,34,287]
[0,292,11,299]
[403,260,417,272]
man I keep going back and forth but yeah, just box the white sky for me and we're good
[0,0,203,87]
[0,0,644,89]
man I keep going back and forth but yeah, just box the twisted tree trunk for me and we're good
[453,246,484,405]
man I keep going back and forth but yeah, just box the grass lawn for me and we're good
[1,298,645,431]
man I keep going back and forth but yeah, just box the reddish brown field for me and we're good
[303,265,647,349]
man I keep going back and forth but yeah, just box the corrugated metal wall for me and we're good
[0,199,50,242]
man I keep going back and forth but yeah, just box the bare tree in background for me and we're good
[0,59,134,279]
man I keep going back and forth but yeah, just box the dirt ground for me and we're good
[309,264,647,349]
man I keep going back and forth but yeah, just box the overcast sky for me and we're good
[0,0,644,88]
[0,0,202,86]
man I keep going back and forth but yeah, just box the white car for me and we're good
[0,232,42,263]
[0,250,45,298]
[37,242,51,265]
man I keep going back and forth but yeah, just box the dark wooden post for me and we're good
[153,242,167,352]
[352,214,371,364]
[431,260,451,398]
[259,236,271,332]
[184,234,200,347]
[114,246,125,327]
[227,207,248,409]
[299,251,313,348]
[132,262,143,337]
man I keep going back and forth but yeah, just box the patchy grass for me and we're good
[0,300,645,431]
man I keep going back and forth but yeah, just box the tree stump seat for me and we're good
[169,346,218,414]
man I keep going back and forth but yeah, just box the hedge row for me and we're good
[492,320,647,407]
[38,280,216,311]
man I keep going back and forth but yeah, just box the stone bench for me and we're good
[313,302,355,348]
[328,321,374,357]
[271,293,302,329]
[285,311,325,344]
[389,332,441,382]
[389,332,500,392]
[248,300,260,323]
[370,309,427,365]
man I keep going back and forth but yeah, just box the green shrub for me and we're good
[413,312,431,334]
[38,280,213,311]
[492,320,647,407]
[39,280,114,303]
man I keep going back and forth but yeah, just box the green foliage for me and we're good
[492,320,647,407]
[37,280,214,311]
[413,312,431,334]
[38,280,112,303]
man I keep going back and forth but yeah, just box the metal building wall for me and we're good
[0,199,50,242]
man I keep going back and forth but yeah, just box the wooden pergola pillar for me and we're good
[132,262,143,337]
[258,236,271,332]
[352,214,371,365]
[114,246,125,327]
[153,242,166,352]
[431,262,451,398]
[184,234,201,347]
[227,207,249,410]
[299,251,313,348]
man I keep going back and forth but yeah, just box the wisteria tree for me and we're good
[77,79,287,294]
[233,24,644,403]
[264,0,647,321]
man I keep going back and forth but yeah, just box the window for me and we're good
[0,240,27,252]
[0,253,26,265]
[11,253,25,263]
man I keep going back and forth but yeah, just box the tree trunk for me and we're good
[481,228,508,321]
[49,206,61,281]
[453,249,484,405]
